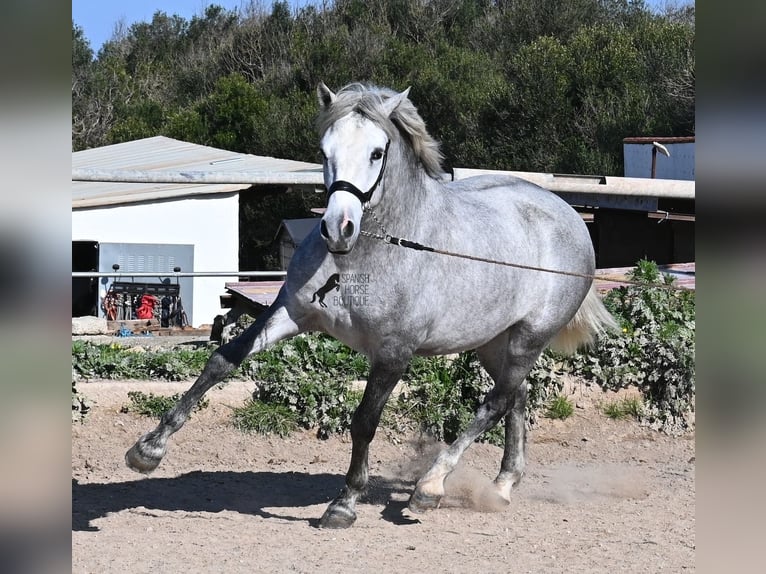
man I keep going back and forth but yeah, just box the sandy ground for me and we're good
[72,373,694,574]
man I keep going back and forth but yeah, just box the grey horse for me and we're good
[126,81,617,529]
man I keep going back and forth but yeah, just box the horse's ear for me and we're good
[317,82,336,109]
[381,87,411,117]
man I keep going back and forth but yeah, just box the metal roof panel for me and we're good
[72,136,323,208]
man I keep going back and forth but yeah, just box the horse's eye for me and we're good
[370,149,384,161]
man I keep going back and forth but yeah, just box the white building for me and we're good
[623,136,695,181]
[72,136,322,327]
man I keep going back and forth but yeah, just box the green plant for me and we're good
[601,396,644,420]
[526,351,568,425]
[72,341,214,381]
[121,390,209,419]
[72,340,133,379]
[545,394,574,420]
[246,333,368,438]
[394,352,505,446]
[231,399,298,437]
[143,348,212,381]
[570,259,695,434]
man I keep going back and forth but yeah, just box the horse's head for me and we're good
[315,82,410,254]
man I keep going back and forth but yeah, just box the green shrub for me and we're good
[246,333,368,438]
[231,399,298,437]
[545,394,575,420]
[526,351,569,425]
[121,390,209,419]
[601,396,644,420]
[72,340,214,381]
[395,352,504,446]
[570,259,695,434]
[72,340,134,379]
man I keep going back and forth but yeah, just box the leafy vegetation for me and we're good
[232,399,298,437]
[121,390,209,418]
[394,352,503,445]
[243,333,368,438]
[545,394,575,420]
[601,396,644,420]
[72,2,695,439]
[569,259,695,434]
[72,0,694,177]
[72,340,213,381]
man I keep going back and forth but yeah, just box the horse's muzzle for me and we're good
[320,192,363,254]
[320,218,357,254]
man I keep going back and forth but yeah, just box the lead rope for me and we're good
[360,207,689,292]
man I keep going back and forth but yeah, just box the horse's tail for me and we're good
[549,284,619,355]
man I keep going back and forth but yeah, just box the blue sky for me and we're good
[72,0,683,54]
[72,1,319,53]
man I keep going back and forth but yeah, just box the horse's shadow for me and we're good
[72,470,419,531]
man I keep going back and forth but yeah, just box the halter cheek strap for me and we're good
[326,140,390,206]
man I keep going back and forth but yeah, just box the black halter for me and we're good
[326,140,390,206]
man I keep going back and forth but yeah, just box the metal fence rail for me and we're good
[72,271,287,278]
[72,168,694,200]
[451,169,694,199]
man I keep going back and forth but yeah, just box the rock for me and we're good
[72,315,110,335]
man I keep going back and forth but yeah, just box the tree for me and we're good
[72,22,93,150]
[72,21,132,150]
[72,22,93,69]
[71,0,694,172]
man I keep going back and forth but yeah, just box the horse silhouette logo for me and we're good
[311,273,340,308]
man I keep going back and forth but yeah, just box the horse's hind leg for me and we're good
[125,303,301,474]
[409,328,542,513]
[493,381,528,503]
[319,353,411,529]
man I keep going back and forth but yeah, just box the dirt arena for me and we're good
[72,375,694,573]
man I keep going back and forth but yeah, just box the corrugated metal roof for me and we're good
[72,136,323,208]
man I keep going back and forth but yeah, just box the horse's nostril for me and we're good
[320,219,330,240]
[341,220,355,239]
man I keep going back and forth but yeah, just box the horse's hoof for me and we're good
[125,441,163,474]
[408,489,442,514]
[492,476,520,504]
[318,503,357,529]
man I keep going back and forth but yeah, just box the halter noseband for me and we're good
[326,140,390,206]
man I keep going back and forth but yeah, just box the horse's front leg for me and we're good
[125,303,301,474]
[319,357,409,529]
